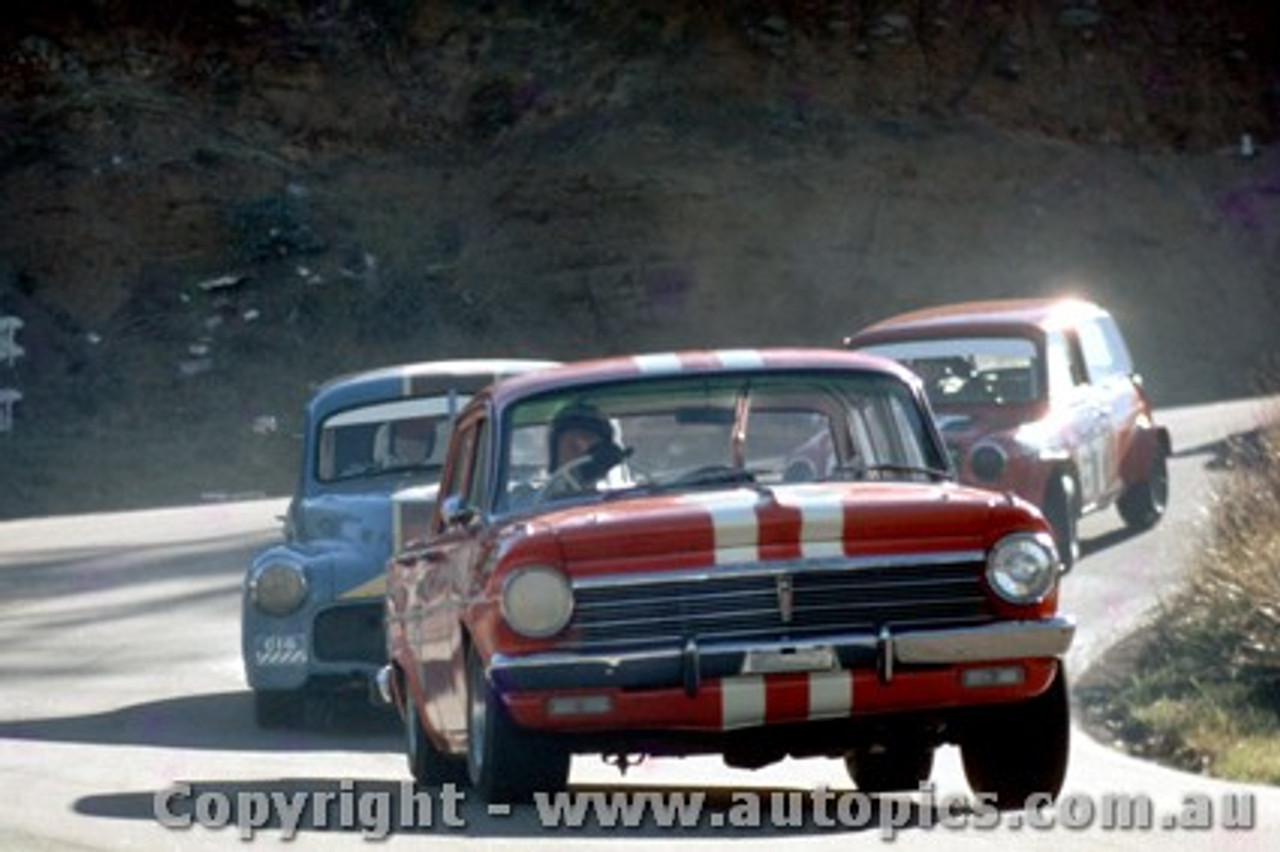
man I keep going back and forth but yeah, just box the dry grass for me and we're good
[1078,418,1280,782]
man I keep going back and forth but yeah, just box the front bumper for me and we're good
[489,616,1075,693]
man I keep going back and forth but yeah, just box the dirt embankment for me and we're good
[1,1,1278,518]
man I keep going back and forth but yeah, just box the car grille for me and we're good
[567,557,992,651]
[313,603,385,665]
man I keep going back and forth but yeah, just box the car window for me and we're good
[1078,316,1134,383]
[743,410,830,471]
[435,420,479,527]
[859,336,1041,406]
[1046,330,1090,400]
[494,370,948,512]
[466,418,492,510]
[316,395,466,481]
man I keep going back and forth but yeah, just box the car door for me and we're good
[1076,315,1142,504]
[1048,328,1110,509]
[416,412,488,749]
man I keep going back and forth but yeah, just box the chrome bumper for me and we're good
[489,616,1076,693]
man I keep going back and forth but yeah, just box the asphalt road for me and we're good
[1,395,1277,850]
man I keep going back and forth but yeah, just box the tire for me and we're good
[253,689,304,728]
[1042,473,1079,570]
[960,665,1070,811]
[845,741,935,794]
[1117,446,1168,531]
[466,646,570,803]
[403,678,467,787]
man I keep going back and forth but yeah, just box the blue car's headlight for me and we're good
[249,561,308,616]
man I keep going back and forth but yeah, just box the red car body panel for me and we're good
[502,658,1061,733]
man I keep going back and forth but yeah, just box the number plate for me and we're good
[742,645,836,674]
[253,633,309,666]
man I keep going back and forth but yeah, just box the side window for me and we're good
[466,419,491,511]
[435,421,478,531]
[1046,330,1089,399]
[1078,317,1132,383]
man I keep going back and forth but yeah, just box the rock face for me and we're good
[0,1,1277,517]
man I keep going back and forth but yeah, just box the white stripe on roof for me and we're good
[715,350,766,370]
[632,353,686,374]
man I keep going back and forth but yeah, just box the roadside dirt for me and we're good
[1,1,1279,518]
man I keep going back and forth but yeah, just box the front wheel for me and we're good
[404,677,467,787]
[845,741,935,794]
[1117,446,1168,531]
[960,665,1070,810]
[466,646,570,803]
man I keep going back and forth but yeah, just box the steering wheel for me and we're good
[533,442,631,504]
[533,455,593,504]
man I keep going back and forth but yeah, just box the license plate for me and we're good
[253,633,309,666]
[742,645,836,674]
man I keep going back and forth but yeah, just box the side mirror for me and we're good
[440,494,478,529]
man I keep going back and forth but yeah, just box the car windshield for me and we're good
[316,395,468,482]
[858,336,1042,407]
[495,369,949,512]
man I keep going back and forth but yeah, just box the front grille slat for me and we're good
[567,560,992,651]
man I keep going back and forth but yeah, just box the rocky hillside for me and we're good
[1,0,1278,517]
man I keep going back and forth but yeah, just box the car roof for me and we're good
[483,347,919,407]
[845,297,1110,344]
[307,358,559,422]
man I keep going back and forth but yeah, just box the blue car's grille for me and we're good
[313,603,384,665]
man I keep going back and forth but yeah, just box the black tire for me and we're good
[466,646,570,803]
[404,678,468,787]
[960,665,1070,811]
[845,741,935,794]
[1117,446,1168,531]
[253,689,304,728]
[1042,473,1079,570]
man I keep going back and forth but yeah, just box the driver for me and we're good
[545,401,623,495]
[377,417,437,469]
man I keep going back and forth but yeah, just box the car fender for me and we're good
[1119,423,1171,485]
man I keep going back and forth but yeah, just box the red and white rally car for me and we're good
[845,298,1171,568]
[381,348,1075,806]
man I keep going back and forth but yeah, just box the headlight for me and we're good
[969,442,1007,482]
[986,533,1059,604]
[501,566,574,638]
[250,562,308,616]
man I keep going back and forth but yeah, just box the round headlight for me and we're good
[501,566,574,638]
[250,562,308,616]
[986,533,1059,604]
[970,442,1007,483]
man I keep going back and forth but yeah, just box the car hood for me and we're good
[933,406,1040,447]
[531,482,1014,575]
[293,482,439,580]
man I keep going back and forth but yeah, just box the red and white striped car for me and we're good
[381,348,1075,806]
